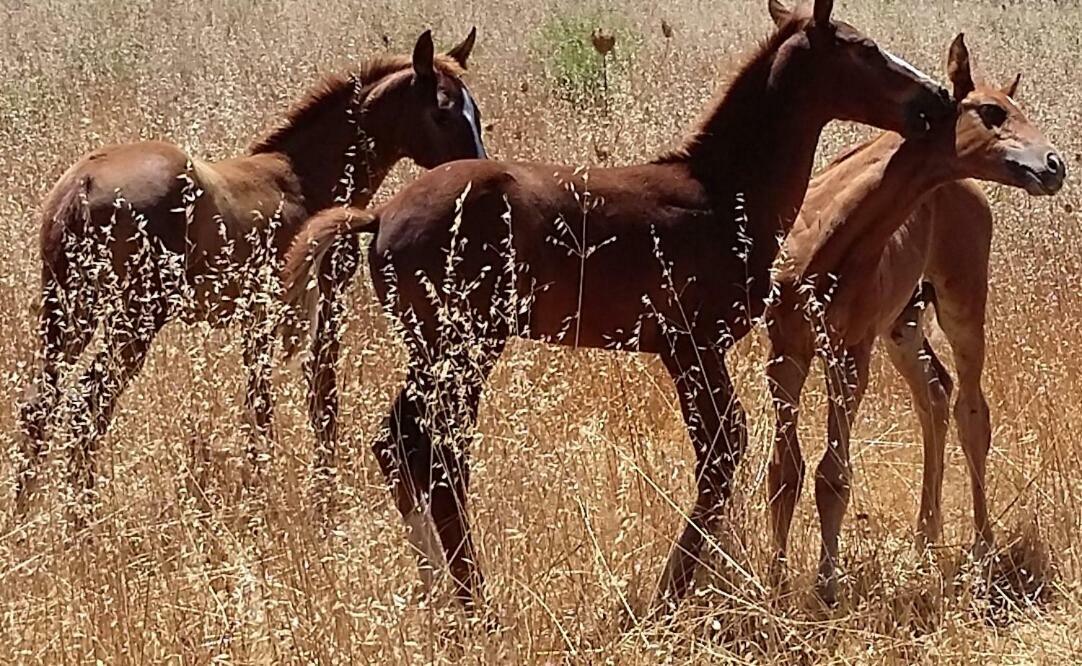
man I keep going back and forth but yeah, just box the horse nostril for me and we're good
[1047,152,1064,176]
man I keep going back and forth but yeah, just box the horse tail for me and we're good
[918,280,954,398]
[37,175,97,354]
[20,175,96,439]
[280,206,379,358]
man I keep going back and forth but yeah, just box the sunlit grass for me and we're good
[0,0,1079,662]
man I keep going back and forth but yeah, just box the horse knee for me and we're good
[814,457,851,508]
[769,446,805,496]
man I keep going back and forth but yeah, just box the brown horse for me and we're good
[15,30,487,519]
[764,34,1065,603]
[284,0,952,612]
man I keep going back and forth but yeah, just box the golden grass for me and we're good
[1,0,1081,662]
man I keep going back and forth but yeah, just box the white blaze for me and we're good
[461,84,487,158]
[881,48,937,87]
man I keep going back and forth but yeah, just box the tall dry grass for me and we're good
[0,0,1080,662]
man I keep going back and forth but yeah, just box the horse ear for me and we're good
[947,33,974,101]
[768,0,791,26]
[813,0,834,25]
[1003,72,1021,98]
[412,29,436,81]
[446,26,477,69]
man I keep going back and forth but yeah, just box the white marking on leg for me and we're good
[460,85,487,158]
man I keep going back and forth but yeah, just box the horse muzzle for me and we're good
[1009,149,1067,196]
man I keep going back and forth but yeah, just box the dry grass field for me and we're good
[2,0,1081,662]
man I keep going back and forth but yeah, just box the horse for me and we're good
[763,33,1065,604]
[14,29,488,521]
[283,0,952,613]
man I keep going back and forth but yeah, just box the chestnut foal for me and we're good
[765,34,1065,603]
[16,30,487,520]
[285,0,951,612]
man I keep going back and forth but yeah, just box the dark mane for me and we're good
[654,19,803,164]
[249,54,466,155]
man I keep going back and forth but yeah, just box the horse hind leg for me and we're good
[934,290,994,557]
[242,326,276,487]
[65,308,164,527]
[304,236,360,506]
[372,341,503,611]
[814,339,871,605]
[371,381,445,594]
[882,290,953,550]
[15,271,98,517]
[765,304,814,592]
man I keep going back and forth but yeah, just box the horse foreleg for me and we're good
[654,342,747,610]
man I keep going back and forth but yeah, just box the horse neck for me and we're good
[799,132,958,278]
[680,55,827,265]
[264,86,400,214]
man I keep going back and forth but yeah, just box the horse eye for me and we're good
[977,104,1008,128]
[433,107,454,125]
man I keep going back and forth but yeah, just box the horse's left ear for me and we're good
[813,0,834,26]
[412,29,436,81]
[947,33,974,101]
[1003,72,1021,98]
[446,26,477,69]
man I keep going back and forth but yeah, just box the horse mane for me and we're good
[249,53,466,155]
[654,19,803,164]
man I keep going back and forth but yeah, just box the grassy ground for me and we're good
[1,0,1081,662]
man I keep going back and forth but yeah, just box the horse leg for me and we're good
[814,339,871,605]
[934,287,994,557]
[654,340,747,609]
[15,276,97,516]
[372,378,444,594]
[305,236,359,487]
[66,310,164,524]
[882,291,953,550]
[765,308,814,590]
[242,326,276,480]
[424,342,503,610]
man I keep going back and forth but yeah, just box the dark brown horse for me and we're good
[284,0,952,612]
[15,30,486,519]
[764,34,1064,603]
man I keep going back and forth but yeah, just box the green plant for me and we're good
[533,7,639,106]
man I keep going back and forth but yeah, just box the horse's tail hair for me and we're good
[36,175,96,349]
[280,206,379,359]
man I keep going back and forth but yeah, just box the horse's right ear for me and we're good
[812,0,834,25]
[947,33,974,101]
[412,29,436,81]
[446,26,476,69]
[768,0,791,26]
